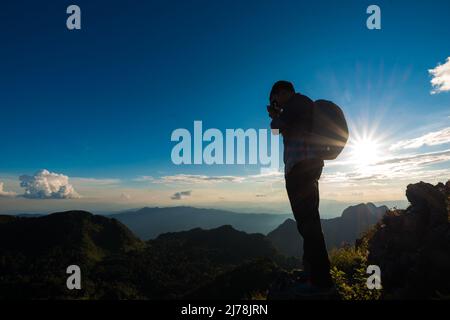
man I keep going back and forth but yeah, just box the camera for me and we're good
[270,100,283,114]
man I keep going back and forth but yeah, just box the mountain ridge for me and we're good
[110,203,389,240]
[268,203,388,257]
[0,211,293,299]
[110,206,291,239]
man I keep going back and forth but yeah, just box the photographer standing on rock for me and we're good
[267,80,337,295]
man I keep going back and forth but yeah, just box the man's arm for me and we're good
[271,94,314,133]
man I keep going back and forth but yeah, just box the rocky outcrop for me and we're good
[368,180,450,299]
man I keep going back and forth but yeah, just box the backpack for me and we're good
[309,99,348,160]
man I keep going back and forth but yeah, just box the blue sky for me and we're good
[1,0,450,214]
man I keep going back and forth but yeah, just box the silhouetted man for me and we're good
[267,80,334,294]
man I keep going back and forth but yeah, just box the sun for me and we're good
[350,138,381,167]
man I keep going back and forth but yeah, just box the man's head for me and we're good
[269,80,295,108]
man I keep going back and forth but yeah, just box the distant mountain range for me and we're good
[109,204,389,241]
[268,203,388,257]
[108,204,388,257]
[109,206,291,239]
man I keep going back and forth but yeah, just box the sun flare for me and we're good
[350,138,381,167]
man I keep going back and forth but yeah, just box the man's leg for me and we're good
[286,159,333,288]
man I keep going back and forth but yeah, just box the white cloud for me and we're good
[323,149,450,183]
[0,182,16,197]
[72,177,121,186]
[429,57,450,94]
[171,190,192,200]
[133,176,155,182]
[19,169,80,199]
[376,149,450,166]
[390,127,450,150]
[246,170,284,182]
[147,174,245,184]
[135,170,284,186]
